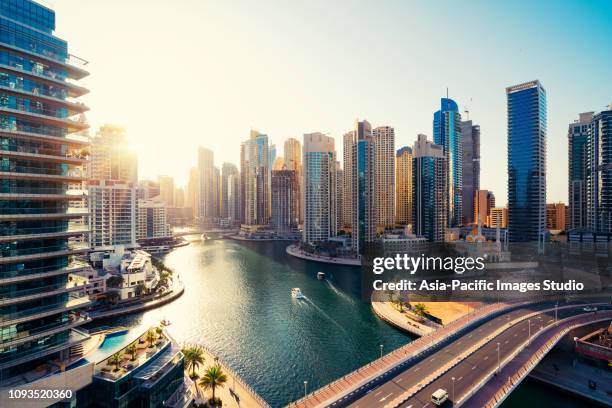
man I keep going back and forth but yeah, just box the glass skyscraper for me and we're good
[350,120,375,253]
[0,0,91,382]
[506,80,547,242]
[568,112,593,230]
[433,98,462,228]
[586,106,612,232]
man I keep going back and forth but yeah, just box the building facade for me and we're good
[506,80,547,242]
[243,130,271,225]
[271,169,297,233]
[546,202,567,232]
[284,137,302,223]
[373,126,395,229]
[568,112,593,230]
[197,147,216,225]
[90,125,137,184]
[351,120,375,252]
[341,130,353,228]
[303,133,337,244]
[395,146,413,226]
[89,180,138,248]
[586,106,612,232]
[474,189,494,227]
[488,207,508,228]
[460,120,480,225]
[157,175,175,208]
[137,198,170,239]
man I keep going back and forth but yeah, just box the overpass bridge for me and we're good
[171,228,238,237]
[289,302,610,408]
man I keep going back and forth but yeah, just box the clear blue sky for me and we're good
[53,0,612,204]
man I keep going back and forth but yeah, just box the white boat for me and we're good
[317,272,326,280]
[201,234,210,241]
[160,318,171,326]
[291,288,305,299]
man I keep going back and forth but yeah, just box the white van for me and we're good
[431,388,448,406]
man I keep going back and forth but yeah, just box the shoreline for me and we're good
[286,244,361,266]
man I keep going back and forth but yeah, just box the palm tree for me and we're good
[198,364,227,404]
[126,343,137,361]
[413,303,428,317]
[108,351,123,372]
[182,345,205,379]
[145,329,156,348]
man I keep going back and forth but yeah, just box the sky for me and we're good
[52,0,612,204]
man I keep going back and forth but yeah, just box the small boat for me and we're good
[317,272,326,280]
[201,234,210,241]
[291,288,305,299]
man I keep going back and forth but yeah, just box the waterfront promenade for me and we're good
[371,301,436,336]
[286,244,361,266]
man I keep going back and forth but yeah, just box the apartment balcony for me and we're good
[0,224,89,242]
[0,42,89,81]
[0,328,90,371]
[0,84,89,114]
[0,147,87,164]
[0,106,88,131]
[0,280,89,306]
[0,169,86,183]
[0,261,89,285]
[0,207,89,221]
[0,295,90,328]
[0,312,91,349]
[0,188,88,201]
[0,128,89,146]
[0,62,89,99]
[0,243,90,266]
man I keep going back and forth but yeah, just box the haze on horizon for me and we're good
[53,0,612,203]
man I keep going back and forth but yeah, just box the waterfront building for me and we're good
[89,180,138,248]
[303,132,337,244]
[488,207,508,229]
[474,189,494,227]
[568,112,593,230]
[586,105,612,232]
[373,126,395,229]
[269,143,276,168]
[460,120,480,225]
[412,134,447,242]
[342,130,354,228]
[137,179,160,200]
[174,186,185,208]
[434,98,463,227]
[546,202,567,232]
[197,146,216,225]
[271,169,298,233]
[284,137,302,223]
[506,80,547,242]
[213,165,221,219]
[227,169,241,226]
[395,146,413,225]
[157,175,175,207]
[335,161,343,232]
[272,157,285,171]
[221,162,239,222]
[186,166,199,220]
[0,0,92,388]
[137,198,170,239]
[90,125,137,184]
[243,130,271,225]
[350,120,376,252]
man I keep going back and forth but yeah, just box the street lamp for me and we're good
[555,302,558,322]
[380,344,384,359]
[304,380,308,397]
[496,342,501,374]
[527,319,531,346]
[451,376,456,402]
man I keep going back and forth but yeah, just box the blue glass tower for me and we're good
[0,0,91,382]
[506,80,547,242]
[433,98,462,228]
[350,120,375,253]
[568,112,593,230]
[586,106,612,232]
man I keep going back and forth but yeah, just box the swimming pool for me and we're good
[86,329,140,364]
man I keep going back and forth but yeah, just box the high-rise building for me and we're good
[88,180,138,248]
[138,198,170,238]
[271,170,297,233]
[568,112,593,230]
[213,166,221,219]
[351,120,375,252]
[197,147,216,225]
[506,80,547,242]
[586,106,612,232]
[243,130,271,225]
[412,134,447,242]
[272,157,285,171]
[342,131,354,228]
[187,167,199,219]
[284,137,302,223]
[434,98,462,227]
[174,187,185,208]
[460,120,480,225]
[303,133,337,244]
[227,169,241,226]
[488,207,508,228]
[137,179,160,200]
[221,162,238,220]
[0,0,91,382]
[373,126,395,229]
[335,161,343,232]
[546,202,567,232]
[474,189,494,226]
[158,175,175,207]
[396,146,413,225]
[90,125,137,184]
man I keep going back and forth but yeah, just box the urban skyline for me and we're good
[51,0,612,204]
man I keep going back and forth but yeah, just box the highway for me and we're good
[344,303,605,408]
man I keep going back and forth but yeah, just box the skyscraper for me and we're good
[413,134,447,242]
[221,162,239,221]
[90,125,137,184]
[187,167,199,218]
[243,130,271,225]
[198,147,215,225]
[271,170,297,233]
[284,137,302,223]
[351,120,375,252]
[335,161,343,232]
[568,112,593,230]
[460,120,480,225]
[396,146,413,225]
[303,133,337,244]
[586,105,612,232]
[488,207,508,228]
[474,189,494,227]
[158,175,175,207]
[342,130,354,228]
[434,98,462,227]
[373,126,395,229]
[0,0,91,382]
[137,197,170,239]
[506,80,547,242]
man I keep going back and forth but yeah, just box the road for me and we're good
[344,303,604,408]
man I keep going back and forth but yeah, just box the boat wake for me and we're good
[326,280,353,302]
[302,297,348,335]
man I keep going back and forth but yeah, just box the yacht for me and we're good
[317,272,326,280]
[291,288,305,299]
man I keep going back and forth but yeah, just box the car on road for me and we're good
[583,306,598,312]
[431,388,448,406]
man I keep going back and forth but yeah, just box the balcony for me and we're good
[0,261,88,285]
[0,127,89,146]
[0,294,91,328]
[0,84,89,114]
[0,62,89,98]
[0,187,87,201]
[0,224,89,242]
[0,169,86,183]
[0,242,89,266]
[0,106,88,131]
[0,281,89,306]
[0,312,91,349]
[0,207,89,221]
[0,143,88,164]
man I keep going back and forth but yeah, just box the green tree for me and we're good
[182,345,205,379]
[198,364,227,404]
[145,329,157,348]
[413,303,428,317]
[126,343,137,361]
[108,351,123,372]
[106,276,124,288]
